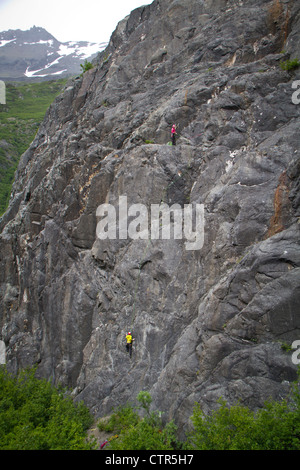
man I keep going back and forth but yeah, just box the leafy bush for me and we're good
[99,391,180,450]
[80,60,93,73]
[108,418,178,450]
[0,366,96,450]
[280,58,300,71]
[186,387,300,450]
[98,403,140,434]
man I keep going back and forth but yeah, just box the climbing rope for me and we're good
[129,146,195,331]
[130,237,152,328]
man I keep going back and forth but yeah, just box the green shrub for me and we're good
[100,391,179,450]
[80,60,93,73]
[98,403,139,433]
[280,58,300,71]
[108,418,178,450]
[0,366,96,450]
[186,388,300,450]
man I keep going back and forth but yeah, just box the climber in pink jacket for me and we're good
[171,124,177,146]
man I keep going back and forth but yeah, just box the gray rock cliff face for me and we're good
[0,0,300,434]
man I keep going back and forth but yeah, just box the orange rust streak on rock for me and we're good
[266,171,290,238]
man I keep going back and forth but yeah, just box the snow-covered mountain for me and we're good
[0,26,107,81]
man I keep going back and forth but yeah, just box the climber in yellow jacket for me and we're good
[126,331,134,358]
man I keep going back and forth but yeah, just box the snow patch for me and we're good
[0,38,16,47]
[25,69,67,78]
[58,41,106,59]
[25,63,67,78]
[23,39,54,46]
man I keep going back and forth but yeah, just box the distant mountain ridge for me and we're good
[0,26,107,81]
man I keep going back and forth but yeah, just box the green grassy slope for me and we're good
[0,79,67,216]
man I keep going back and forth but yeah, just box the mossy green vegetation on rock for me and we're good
[0,79,67,215]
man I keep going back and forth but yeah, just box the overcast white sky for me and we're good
[0,0,152,43]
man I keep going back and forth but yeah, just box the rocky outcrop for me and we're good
[0,0,299,435]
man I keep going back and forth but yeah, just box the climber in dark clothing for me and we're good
[171,124,177,146]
